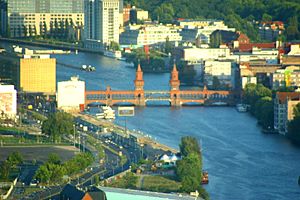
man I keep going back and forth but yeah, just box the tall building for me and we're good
[20,54,56,94]
[0,0,8,37]
[0,84,17,119]
[57,76,85,113]
[271,66,300,90]
[274,92,300,135]
[120,24,182,48]
[1,0,84,38]
[84,0,119,46]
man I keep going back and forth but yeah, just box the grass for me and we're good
[0,135,72,146]
[0,126,21,133]
[141,175,181,193]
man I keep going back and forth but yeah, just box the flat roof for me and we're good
[99,187,200,200]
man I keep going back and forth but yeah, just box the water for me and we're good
[44,50,300,199]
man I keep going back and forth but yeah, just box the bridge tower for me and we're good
[170,63,181,106]
[134,63,145,106]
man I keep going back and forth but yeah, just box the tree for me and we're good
[48,153,61,165]
[109,41,120,51]
[0,161,10,181]
[165,36,172,54]
[262,13,272,22]
[35,165,51,183]
[212,76,221,90]
[154,3,174,23]
[42,112,74,143]
[7,151,23,168]
[179,136,201,157]
[176,153,202,192]
[286,16,300,40]
[254,97,274,129]
[288,103,300,143]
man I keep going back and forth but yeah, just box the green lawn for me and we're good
[141,175,181,193]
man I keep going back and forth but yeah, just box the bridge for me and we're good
[84,63,236,107]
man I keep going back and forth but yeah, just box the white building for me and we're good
[182,47,231,62]
[84,0,119,47]
[180,20,235,44]
[241,76,257,89]
[204,61,232,87]
[0,84,17,119]
[271,66,300,90]
[57,76,85,113]
[119,24,182,48]
[274,92,300,135]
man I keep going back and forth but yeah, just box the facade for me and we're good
[258,21,284,41]
[180,20,235,44]
[129,6,148,24]
[182,47,231,62]
[84,0,119,46]
[204,60,232,87]
[120,24,181,47]
[0,0,8,37]
[20,54,56,94]
[241,76,257,89]
[57,76,85,113]
[274,92,300,135]
[0,84,17,119]
[3,0,84,38]
[271,66,300,90]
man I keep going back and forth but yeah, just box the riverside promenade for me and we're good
[73,113,178,153]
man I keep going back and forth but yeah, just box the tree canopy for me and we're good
[288,103,300,144]
[125,0,300,41]
[42,112,74,143]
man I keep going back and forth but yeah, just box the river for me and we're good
[52,51,300,200]
[2,43,297,199]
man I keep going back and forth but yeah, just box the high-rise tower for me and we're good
[84,0,119,46]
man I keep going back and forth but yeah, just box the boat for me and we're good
[201,171,209,184]
[96,106,116,120]
[236,104,247,112]
[81,65,96,72]
[104,50,122,59]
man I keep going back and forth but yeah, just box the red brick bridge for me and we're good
[85,64,235,107]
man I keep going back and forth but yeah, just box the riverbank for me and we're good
[73,113,178,154]
[0,37,103,54]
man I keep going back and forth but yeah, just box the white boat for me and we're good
[236,104,247,112]
[104,50,122,59]
[81,65,96,71]
[96,106,115,120]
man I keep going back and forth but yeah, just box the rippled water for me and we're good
[51,51,300,200]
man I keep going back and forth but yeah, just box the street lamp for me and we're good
[73,124,76,148]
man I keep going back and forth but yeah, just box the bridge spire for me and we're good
[134,62,144,91]
[170,62,180,90]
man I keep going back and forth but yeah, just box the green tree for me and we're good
[176,153,202,192]
[154,3,174,23]
[262,13,272,22]
[286,16,299,40]
[254,97,274,129]
[48,153,61,165]
[109,41,120,51]
[42,112,74,143]
[7,151,23,168]
[179,136,201,157]
[165,36,172,54]
[0,161,10,181]
[288,103,300,143]
[35,165,51,183]
[212,76,221,90]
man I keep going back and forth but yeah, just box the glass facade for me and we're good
[7,0,83,13]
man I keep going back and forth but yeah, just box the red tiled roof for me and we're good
[277,92,300,104]
[239,43,276,52]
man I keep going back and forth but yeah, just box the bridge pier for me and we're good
[170,98,181,106]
